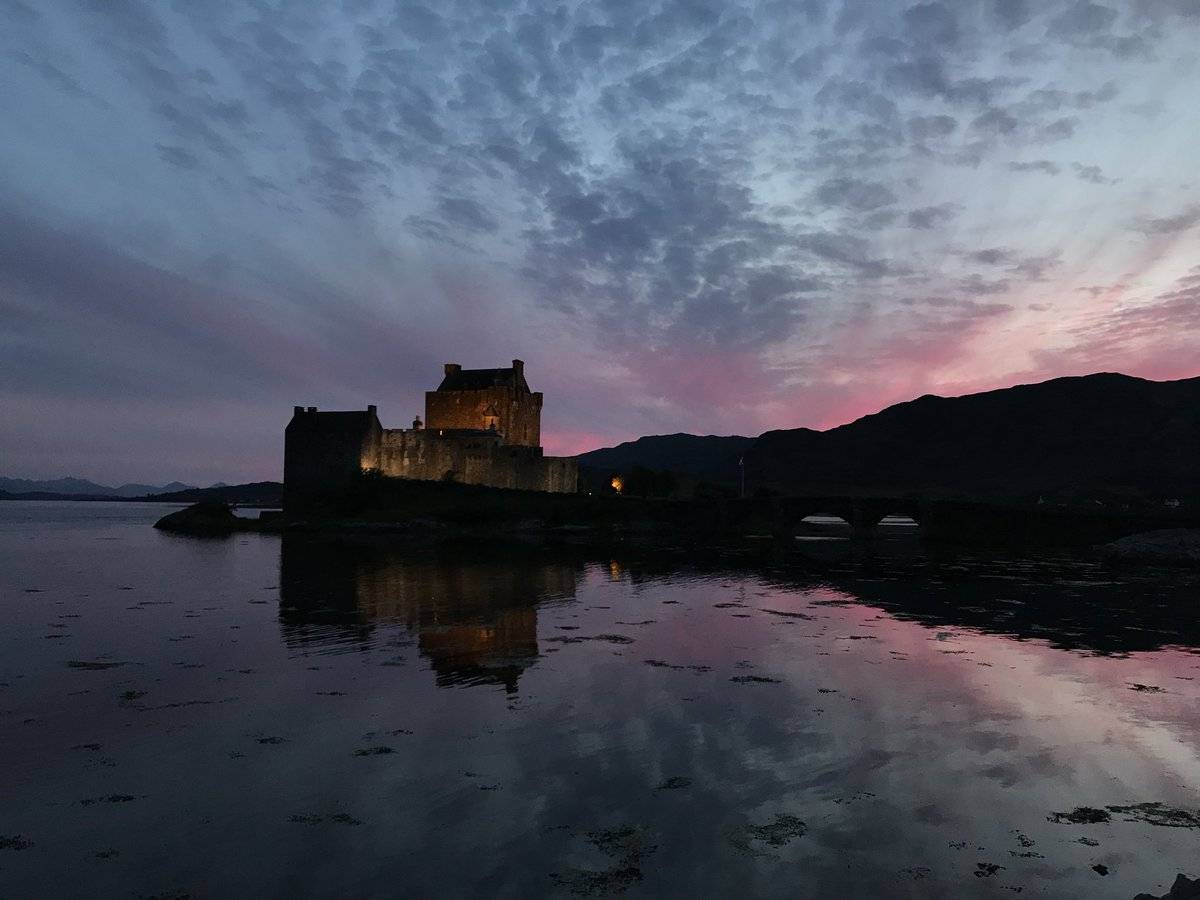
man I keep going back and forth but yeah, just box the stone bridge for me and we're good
[703,496,1200,545]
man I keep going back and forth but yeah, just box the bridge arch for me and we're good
[772,497,923,540]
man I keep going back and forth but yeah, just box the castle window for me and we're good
[482,402,501,433]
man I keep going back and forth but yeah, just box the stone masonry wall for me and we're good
[374,429,576,493]
[424,387,542,447]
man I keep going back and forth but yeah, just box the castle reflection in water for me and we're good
[278,538,582,692]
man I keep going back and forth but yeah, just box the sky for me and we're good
[1,0,1198,485]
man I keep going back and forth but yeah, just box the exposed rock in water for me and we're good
[1102,530,1200,567]
[154,502,242,535]
[1134,874,1200,900]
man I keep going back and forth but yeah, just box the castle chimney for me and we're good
[307,406,317,413]
[445,363,461,376]
[293,405,303,416]
[512,359,524,376]
[367,404,377,417]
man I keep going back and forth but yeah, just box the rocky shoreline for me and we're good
[1101,529,1200,567]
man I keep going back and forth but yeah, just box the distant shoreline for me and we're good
[0,481,283,507]
[150,475,1200,558]
[0,495,280,508]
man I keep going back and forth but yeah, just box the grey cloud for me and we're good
[969,248,1015,265]
[790,45,831,80]
[908,114,957,141]
[1136,205,1200,235]
[0,0,38,23]
[912,297,1011,315]
[394,4,448,43]
[961,274,1011,295]
[1021,82,1118,113]
[1074,81,1119,107]
[1100,32,1153,58]
[437,196,500,234]
[948,75,1027,107]
[888,56,1024,108]
[903,3,960,47]
[155,101,240,158]
[1008,159,1060,175]
[1037,117,1078,141]
[860,35,907,58]
[806,123,905,171]
[907,203,958,229]
[971,107,1020,135]
[562,23,617,65]
[517,130,816,351]
[1071,162,1113,184]
[1046,1,1155,58]
[797,232,891,277]
[1133,0,1200,21]
[991,0,1032,31]
[1006,43,1052,64]
[960,249,1057,283]
[405,215,482,253]
[815,78,898,122]
[814,176,898,212]
[156,144,201,169]
[887,57,950,98]
[77,1,268,176]
[1047,1,1119,39]
[1010,253,1061,281]
[8,49,104,104]
[834,0,877,36]
[860,209,900,231]
[88,0,172,51]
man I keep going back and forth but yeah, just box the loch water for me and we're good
[1,501,1198,898]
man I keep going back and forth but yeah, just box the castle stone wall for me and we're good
[375,429,576,493]
[424,387,542,447]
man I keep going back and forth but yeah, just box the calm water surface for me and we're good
[1,502,1198,898]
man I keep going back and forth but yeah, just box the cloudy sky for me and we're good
[2,0,1198,484]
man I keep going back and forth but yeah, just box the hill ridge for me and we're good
[577,372,1200,504]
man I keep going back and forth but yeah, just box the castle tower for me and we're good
[424,359,542,447]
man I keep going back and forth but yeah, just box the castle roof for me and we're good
[437,365,530,393]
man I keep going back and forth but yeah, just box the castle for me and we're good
[284,359,578,503]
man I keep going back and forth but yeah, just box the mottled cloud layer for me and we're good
[1,0,1198,482]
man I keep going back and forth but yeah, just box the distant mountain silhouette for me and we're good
[0,477,196,498]
[576,433,753,477]
[0,476,114,496]
[144,482,282,505]
[113,481,195,497]
[0,481,281,505]
[577,373,1200,504]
